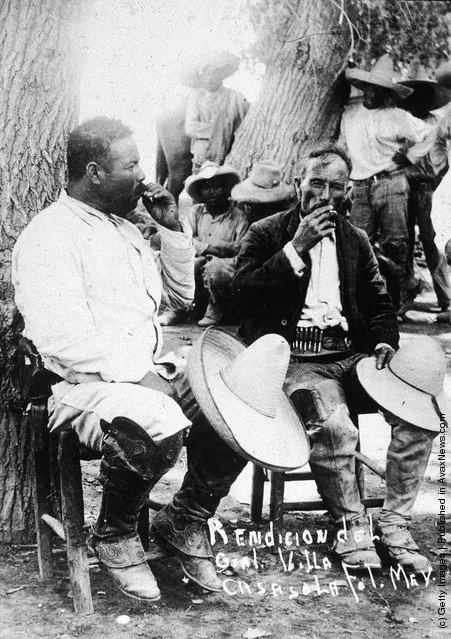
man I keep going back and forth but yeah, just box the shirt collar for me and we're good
[61,190,122,227]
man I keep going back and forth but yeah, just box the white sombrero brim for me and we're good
[231,180,294,204]
[357,356,451,432]
[345,68,413,99]
[187,328,310,471]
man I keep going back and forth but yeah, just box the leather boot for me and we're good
[93,417,182,601]
[152,503,222,592]
[376,415,435,573]
[291,381,379,567]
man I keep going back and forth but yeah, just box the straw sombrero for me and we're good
[345,54,413,100]
[398,65,451,115]
[357,337,451,431]
[187,328,310,471]
[231,161,294,204]
[185,161,241,202]
[179,51,240,90]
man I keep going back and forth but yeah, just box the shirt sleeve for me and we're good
[283,241,307,275]
[156,220,195,310]
[12,225,154,383]
[185,91,213,139]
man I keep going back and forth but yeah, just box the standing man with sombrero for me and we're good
[396,67,451,319]
[233,144,444,573]
[183,50,249,173]
[341,55,434,313]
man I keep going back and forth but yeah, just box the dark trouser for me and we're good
[350,173,410,310]
[282,354,436,528]
[173,374,247,519]
[406,182,450,309]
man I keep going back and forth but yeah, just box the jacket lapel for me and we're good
[336,218,358,310]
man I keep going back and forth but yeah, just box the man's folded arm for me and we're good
[233,225,310,314]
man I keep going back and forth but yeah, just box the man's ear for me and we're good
[293,177,302,201]
[86,161,104,185]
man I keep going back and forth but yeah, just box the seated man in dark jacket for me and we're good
[232,145,436,572]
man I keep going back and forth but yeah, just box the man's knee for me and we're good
[99,417,182,484]
[290,379,350,424]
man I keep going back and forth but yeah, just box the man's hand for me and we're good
[141,183,182,232]
[138,370,179,402]
[374,344,395,370]
[291,205,336,255]
[392,151,412,168]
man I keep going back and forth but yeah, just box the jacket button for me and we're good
[281,319,288,326]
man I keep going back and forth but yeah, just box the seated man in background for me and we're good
[231,160,295,223]
[233,145,439,573]
[186,161,249,327]
[12,117,246,601]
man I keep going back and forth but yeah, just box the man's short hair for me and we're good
[299,145,352,179]
[67,117,133,181]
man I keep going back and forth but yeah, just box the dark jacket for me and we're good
[232,205,399,352]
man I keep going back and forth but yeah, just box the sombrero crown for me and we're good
[357,336,451,431]
[187,328,309,471]
[346,54,413,100]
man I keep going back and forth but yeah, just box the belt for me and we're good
[353,168,404,185]
[290,326,353,362]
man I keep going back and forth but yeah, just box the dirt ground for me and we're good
[0,287,450,639]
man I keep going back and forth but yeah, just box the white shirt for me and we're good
[340,103,433,180]
[284,232,348,331]
[12,192,195,384]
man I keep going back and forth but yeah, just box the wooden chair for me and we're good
[19,337,155,615]
[250,411,386,526]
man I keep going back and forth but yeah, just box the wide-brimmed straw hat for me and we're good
[398,65,451,115]
[185,161,241,202]
[187,328,310,471]
[357,337,451,432]
[231,161,294,204]
[345,54,413,100]
[179,50,240,89]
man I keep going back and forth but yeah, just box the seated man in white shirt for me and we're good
[233,145,438,574]
[12,117,247,602]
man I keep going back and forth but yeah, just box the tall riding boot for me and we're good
[93,417,183,601]
[152,410,247,591]
[376,415,436,572]
[291,380,380,568]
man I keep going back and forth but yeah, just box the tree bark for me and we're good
[0,0,83,543]
[227,0,352,180]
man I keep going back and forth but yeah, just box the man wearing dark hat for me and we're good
[341,55,434,312]
[231,160,295,223]
[185,161,249,327]
[233,144,440,573]
[396,68,451,319]
[184,51,249,173]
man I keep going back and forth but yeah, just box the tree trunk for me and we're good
[0,0,83,543]
[227,0,352,180]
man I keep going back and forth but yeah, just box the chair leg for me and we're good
[31,406,54,579]
[269,471,285,530]
[250,465,265,524]
[58,430,93,615]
